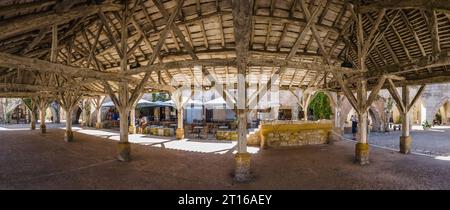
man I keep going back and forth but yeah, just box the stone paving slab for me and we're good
[1,126,450,189]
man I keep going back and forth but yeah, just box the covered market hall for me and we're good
[1,0,450,189]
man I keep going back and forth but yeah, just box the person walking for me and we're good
[351,115,358,140]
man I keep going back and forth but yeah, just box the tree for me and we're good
[309,92,332,120]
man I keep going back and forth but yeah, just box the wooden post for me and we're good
[233,0,252,183]
[129,104,136,134]
[115,0,132,161]
[96,105,102,128]
[302,92,311,121]
[30,109,36,130]
[92,96,105,129]
[154,107,160,122]
[38,103,47,133]
[400,85,412,154]
[355,79,369,165]
[117,106,131,161]
[29,98,37,130]
[176,107,184,139]
[165,106,171,120]
[82,99,91,127]
[331,93,343,142]
[65,107,74,142]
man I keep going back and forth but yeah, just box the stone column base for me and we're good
[328,128,342,144]
[400,136,412,154]
[176,128,184,139]
[355,143,369,165]
[65,130,74,142]
[117,142,131,162]
[30,122,36,130]
[95,122,102,129]
[40,124,46,133]
[234,153,252,183]
[129,126,136,134]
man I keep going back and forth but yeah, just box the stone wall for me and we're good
[259,120,332,149]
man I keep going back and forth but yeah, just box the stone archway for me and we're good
[307,90,336,120]
[368,106,382,132]
[429,97,450,124]
[73,107,82,124]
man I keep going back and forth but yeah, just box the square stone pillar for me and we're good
[292,106,299,121]
[165,106,171,121]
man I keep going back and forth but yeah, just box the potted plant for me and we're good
[422,121,431,130]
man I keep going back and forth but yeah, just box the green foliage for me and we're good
[395,116,402,124]
[386,97,393,111]
[151,92,169,102]
[422,121,431,128]
[435,112,442,123]
[22,98,32,110]
[309,92,332,120]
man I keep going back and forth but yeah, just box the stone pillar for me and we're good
[65,108,74,142]
[176,108,184,139]
[271,106,279,120]
[118,107,131,161]
[355,80,369,165]
[39,106,47,133]
[30,109,36,130]
[400,85,412,154]
[292,106,299,120]
[129,106,136,134]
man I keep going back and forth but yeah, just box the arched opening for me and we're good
[434,100,450,126]
[74,107,82,124]
[344,107,382,134]
[307,91,334,121]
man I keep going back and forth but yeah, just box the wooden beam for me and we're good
[152,0,198,60]
[98,11,123,58]
[359,0,450,13]
[428,9,441,55]
[386,78,405,113]
[409,84,426,109]
[365,76,386,110]
[288,0,324,60]
[50,25,58,63]
[0,51,132,82]
[0,3,122,41]
[128,0,185,105]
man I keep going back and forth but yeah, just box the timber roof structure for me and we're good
[0,0,450,98]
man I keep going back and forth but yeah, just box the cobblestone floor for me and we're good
[1,125,450,189]
[344,126,450,157]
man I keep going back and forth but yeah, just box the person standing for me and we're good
[351,115,358,140]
